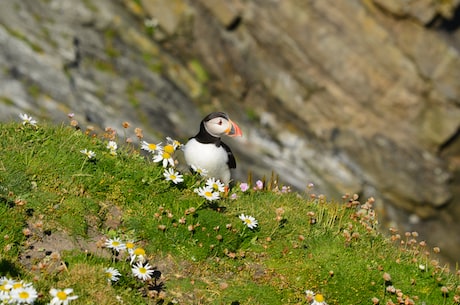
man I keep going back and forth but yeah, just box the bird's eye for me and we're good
[217,119,223,125]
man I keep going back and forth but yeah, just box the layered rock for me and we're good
[0,0,459,264]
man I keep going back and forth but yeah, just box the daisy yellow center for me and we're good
[19,291,30,299]
[213,184,218,189]
[133,248,145,256]
[139,267,147,274]
[244,219,252,224]
[148,143,157,150]
[315,294,324,302]
[162,152,171,159]
[106,272,113,278]
[205,191,213,197]
[126,242,134,249]
[57,291,68,300]
[0,285,8,292]
[170,174,176,180]
[112,241,120,246]
[164,145,174,154]
[13,283,23,289]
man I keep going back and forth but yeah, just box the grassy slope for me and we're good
[0,120,458,305]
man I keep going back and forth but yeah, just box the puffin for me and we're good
[183,112,243,185]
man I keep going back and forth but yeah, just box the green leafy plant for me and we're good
[0,114,458,304]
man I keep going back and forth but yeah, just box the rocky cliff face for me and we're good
[1,0,459,264]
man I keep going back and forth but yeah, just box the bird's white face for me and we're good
[203,116,232,137]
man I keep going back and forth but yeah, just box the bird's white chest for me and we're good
[183,139,230,182]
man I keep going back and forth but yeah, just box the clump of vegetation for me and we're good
[0,114,458,304]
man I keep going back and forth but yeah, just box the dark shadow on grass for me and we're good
[0,259,22,277]
[196,201,228,213]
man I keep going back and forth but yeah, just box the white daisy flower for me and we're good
[205,177,225,193]
[141,140,162,153]
[107,141,117,156]
[153,149,175,168]
[144,17,159,28]
[132,262,154,281]
[305,290,315,302]
[106,141,117,151]
[166,137,181,150]
[0,277,13,303]
[49,288,78,305]
[0,276,13,292]
[10,286,38,304]
[0,292,11,303]
[80,149,96,159]
[19,113,37,126]
[311,293,328,305]
[239,214,258,229]
[104,237,126,252]
[11,280,32,290]
[163,168,184,184]
[104,267,122,282]
[194,186,220,201]
[129,247,146,265]
[190,164,208,177]
[125,240,136,254]
[305,290,315,297]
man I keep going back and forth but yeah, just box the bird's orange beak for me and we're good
[226,119,243,137]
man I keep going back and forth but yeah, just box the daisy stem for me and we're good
[80,158,87,172]
[122,129,127,143]
[196,200,207,211]
[146,167,163,185]
[240,226,248,239]
[189,175,204,189]
[268,226,279,239]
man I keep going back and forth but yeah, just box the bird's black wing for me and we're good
[221,141,236,169]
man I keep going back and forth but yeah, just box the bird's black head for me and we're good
[193,112,242,144]
[196,112,229,142]
[202,112,229,122]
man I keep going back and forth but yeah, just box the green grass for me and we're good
[0,118,459,305]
